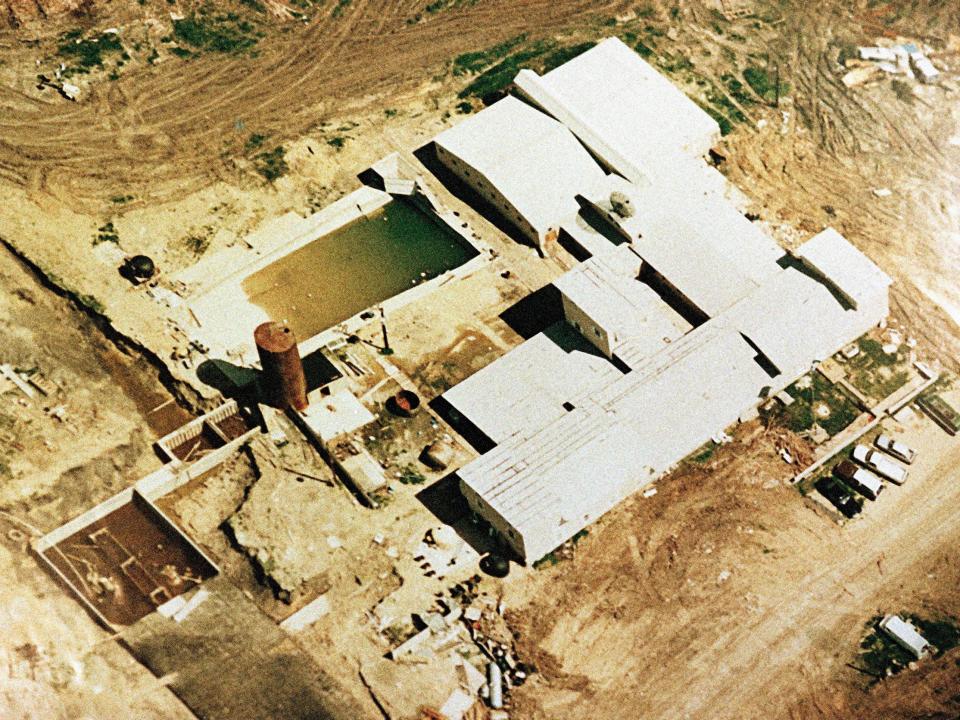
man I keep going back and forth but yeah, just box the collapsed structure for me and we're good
[436,38,892,562]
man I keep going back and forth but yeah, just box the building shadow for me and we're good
[412,141,539,253]
[415,473,503,558]
[197,359,260,401]
[498,283,563,339]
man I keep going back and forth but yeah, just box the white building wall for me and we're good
[435,143,542,246]
[560,293,614,357]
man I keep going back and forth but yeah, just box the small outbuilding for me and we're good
[879,614,933,660]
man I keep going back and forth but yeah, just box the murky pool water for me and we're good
[242,200,477,340]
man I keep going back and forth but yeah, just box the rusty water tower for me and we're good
[254,321,308,412]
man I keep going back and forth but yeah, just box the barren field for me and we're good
[2,0,960,719]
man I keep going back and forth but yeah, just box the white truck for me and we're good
[853,444,909,485]
[875,434,917,465]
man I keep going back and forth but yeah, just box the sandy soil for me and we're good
[2,1,960,718]
[0,244,192,719]
[503,409,960,719]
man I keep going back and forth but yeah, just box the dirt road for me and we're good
[505,412,960,719]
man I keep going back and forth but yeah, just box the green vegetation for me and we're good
[57,31,124,75]
[743,65,790,104]
[110,194,134,204]
[452,34,527,76]
[455,100,473,114]
[766,372,861,437]
[688,442,717,464]
[331,0,350,18]
[541,41,597,73]
[384,108,398,118]
[398,465,426,485]
[173,12,262,54]
[245,132,268,151]
[844,337,911,402]
[254,146,288,181]
[93,221,120,246]
[457,39,557,101]
[326,136,346,150]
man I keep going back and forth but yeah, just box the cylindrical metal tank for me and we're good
[254,321,308,411]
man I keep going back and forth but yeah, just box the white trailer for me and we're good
[879,615,932,660]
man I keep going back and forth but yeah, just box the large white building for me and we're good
[433,95,607,250]
[434,38,892,562]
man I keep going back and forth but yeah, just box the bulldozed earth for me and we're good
[3,0,960,718]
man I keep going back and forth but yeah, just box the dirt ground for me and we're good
[3,0,960,718]
[502,409,960,719]
[0,244,193,719]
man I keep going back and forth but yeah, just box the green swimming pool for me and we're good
[242,199,477,340]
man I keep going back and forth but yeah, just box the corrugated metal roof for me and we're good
[458,323,770,560]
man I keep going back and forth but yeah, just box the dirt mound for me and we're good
[4,0,89,27]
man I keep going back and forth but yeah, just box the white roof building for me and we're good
[514,38,720,186]
[433,95,607,247]
[553,245,691,363]
[440,332,621,446]
[458,322,771,561]
[435,39,892,563]
[794,227,893,312]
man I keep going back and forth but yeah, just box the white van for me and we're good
[853,444,909,485]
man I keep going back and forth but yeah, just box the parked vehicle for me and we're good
[834,459,884,500]
[875,434,917,465]
[815,477,862,518]
[853,444,909,485]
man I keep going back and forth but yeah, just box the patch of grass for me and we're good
[110,194,134,204]
[891,78,914,104]
[541,41,596,73]
[326,135,346,150]
[633,40,655,58]
[744,65,790,104]
[688,442,716,464]
[765,372,861,437]
[455,100,473,114]
[254,146,288,182]
[331,0,350,17]
[57,31,124,75]
[398,465,426,485]
[696,101,734,135]
[452,34,527,76]
[384,108,398,118]
[93,221,120,246]
[173,13,261,54]
[845,337,911,402]
[245,132,267,151]
[457,39,557,101]
[721,72,756,107]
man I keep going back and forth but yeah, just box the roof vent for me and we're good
[610,191,634,218]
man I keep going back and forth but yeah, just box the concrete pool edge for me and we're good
[182,164,492,364]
